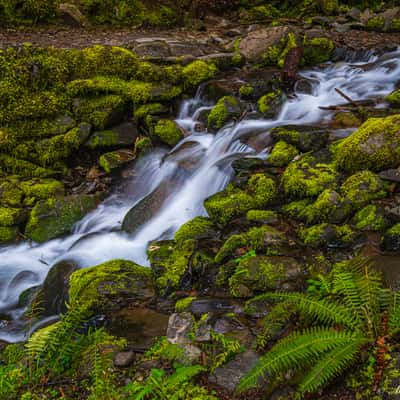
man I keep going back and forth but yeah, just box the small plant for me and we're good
[238,257,400,398]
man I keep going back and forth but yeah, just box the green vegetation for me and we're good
[208,96,241,130]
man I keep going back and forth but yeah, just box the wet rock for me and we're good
[153,119,184,147]
[134,40,171,58]
[99,149,136,173]
[122,181,175,234]
[382,224,400,253]
[25,194,101,243]
[347,7,362,21]
[209,350,259,392]
[58,3,87,27]
[380,168,400,183]
[331,111,362,128]
[189,298,242,317]
[39,260,79,316]
[86,122,139,149]
[208,96,243,132]
[270,125,329,152]
[114,351,136,368]
[69,259,155,312]
[167,312,194,345]
[239,26,292,63]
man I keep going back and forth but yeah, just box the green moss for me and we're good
[73,94,126,130]
[0,206,25,226]
[153,119,183,147]
[366,16,385,31]
[174,216,216,243]
[0,155,54,178]
[205,175,277,225]
[25,194,99,243]
[391,18,400,32]
[182,61,217,88]
[20,179,64,206]
[246,210,278,224]
[0,226,18,242]
[69,259,154,310]
[299,223,356,247]
[277,32,299,68]
[282,155,338,199]
[386,90,400,107]
[135,137,152,155]
[303,37,334,65]
[99,149,135,173]
[239,84,254,98]
[147,239,195,290]
[268,140,299,167]
[334,115,400,172]
[175,296,196,312]
[0,181,24,207]
[387,223,400,236]
[283,199,312,219]
[340,171,388,209]
[353,205,388,231]
[257,90,282,115]
[208,96,241,130]
[134,103,166,120]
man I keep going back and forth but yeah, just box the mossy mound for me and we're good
[340,171,388,209]
[257,90,283,118]
[69,259,155,311]
[174,216,217,243]
[182,61,217,88]
[25,194,100,243]
[282,155,338,199]
[246,210,279,224]
[268,140,299,167]
[229,255,303,298]
[353,205,388,231]
[153,119,184,147]
[334,115,400,172]
[208,96,242,131]
[303,36,334,65]
[204,174,277,225]
[299,223,357,248]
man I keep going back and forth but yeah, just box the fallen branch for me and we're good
[335,88,357,106]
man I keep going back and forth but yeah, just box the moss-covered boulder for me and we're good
[69,259,155,311]
[268,140,299,167]
[182,60,217,88]
[99,149,136,173]
[299,223,357,248]
[282,155,338,199]
[204,174,277,225]
[0,179,24,207]
[174,216,217,243]
[340,171,388,209]
[334,115,400,172]
[381,224,400,252]
[353,205,389,231]
[20,179,65,206]
[208,96,242,131]
[153,119,184,147]
[303,32,334,65]
[25,194,100,243]
[229,255,303,297]
[0,206,26,226]
[257,90,283,118]
[246,210,279,225]
[215,225,286,264]
[270,125,329,152]
[85,122,138,149]
[0,226,18,243]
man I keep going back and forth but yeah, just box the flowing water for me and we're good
[1,48,400,342]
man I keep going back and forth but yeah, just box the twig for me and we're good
[335,88,357,106]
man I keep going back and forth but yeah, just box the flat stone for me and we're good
[380,169,400,183]
[114,351,136,367]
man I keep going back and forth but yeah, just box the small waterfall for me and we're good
[1,48,400,342]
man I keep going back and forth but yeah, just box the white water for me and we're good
[1,49,400,342]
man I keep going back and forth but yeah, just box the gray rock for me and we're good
[209,350,260,392]
[58,3,87,27]
[114,351,136,367]
[380,169,400,183]
[167,312,194,345]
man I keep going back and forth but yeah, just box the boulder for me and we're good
[25,194,100,243]
[382,224,400,252]
[58,3,87,27]
[99,149,136,173]
[86,122,139,149]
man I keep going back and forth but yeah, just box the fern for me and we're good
[389,292,400,335]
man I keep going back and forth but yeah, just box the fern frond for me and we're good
[237,327,360,392]
[332,271,362,315]
[298,337,367,396]
[251,292,359,330]
[167,365,204,387]
[389,292,400,335]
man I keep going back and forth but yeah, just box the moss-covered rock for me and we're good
[0,206,26,226]
[246,210,279,224]
[334,115,400,172]
[153,119,184,147]
[208,96,242,131]
[20,179,65,206]
[386,90,400,108]
[205,174,277,225]
[282,155,338,199]
[69,259,155,311]
[340,171,388,209]
[270,125,329,152]
[257,90,283,118]
[0,180,24,207]
[0,226,18,243]
[174,216,217,243]
[303,36,334,65]
[299,223,357,247]
[147,239,195,291]
[99,149,136,173]
[332,111,362,129]
[381,223,400,252]
[353,204,388,231]
[268,140,299,167]
[25,194,100,243]
[215,225,285,264]
[366,15,385,31]
[182,60,217,88]
[229,255,303,297]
